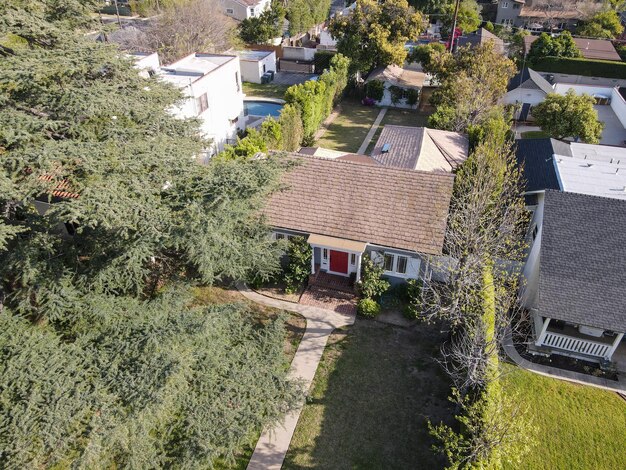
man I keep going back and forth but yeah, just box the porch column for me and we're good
[605,332,624,361]
[536,317,551,346]
[310,246,315,274]
[355,253,363,282]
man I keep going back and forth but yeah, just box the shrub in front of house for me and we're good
[405,88,419,107]
[365,80,385,101]
[284,236,312,294]
[358,298,381,318]
[356,253,390,300]
[403,279,423,320]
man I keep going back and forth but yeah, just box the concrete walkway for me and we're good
[356,107,387,155]
[502,329,626,394]
[239,284,356,470]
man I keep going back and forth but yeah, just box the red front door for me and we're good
[329,250,349,274]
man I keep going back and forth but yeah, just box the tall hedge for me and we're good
[532,56,626,79]
[285,54,350,143]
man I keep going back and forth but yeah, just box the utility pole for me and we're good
[449,0,461,53]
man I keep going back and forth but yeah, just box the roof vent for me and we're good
[381,143,391,153]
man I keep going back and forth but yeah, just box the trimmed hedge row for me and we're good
[531,56,626,79]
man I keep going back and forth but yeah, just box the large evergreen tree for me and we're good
[0,1,298,467]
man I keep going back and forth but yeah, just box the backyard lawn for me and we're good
[242,81,289,100]
[316,99,381,153]
[364,107,433,154]
[502,364,626,470]
[521,130,550,139]
[283,319,453,470]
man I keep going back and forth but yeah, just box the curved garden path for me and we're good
[237,284,356,470]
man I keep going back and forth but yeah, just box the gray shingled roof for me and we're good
[264,154,455,254]
[515,138,570,193]
[457,28,505,54]
[538,190,626,332]
[507,67,554,95]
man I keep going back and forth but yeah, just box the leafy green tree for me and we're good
[239,2,285,44]
[577,9,624,39]
[441,0,481,36]
[528,31,582,61]
[0,4,299,467]
[409,42,446,70]
[329,0,423,74]
[428,43,516,132]
[0,294,300,468]
[278,103,304,151]
[532,90,604,143]
[287,0,332,36]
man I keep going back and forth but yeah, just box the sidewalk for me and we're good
[314,104,343,141]
[238,284,356,470]
[502,329,626,394]
[357,108,387,154]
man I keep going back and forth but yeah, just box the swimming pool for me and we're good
[244,100,283,117]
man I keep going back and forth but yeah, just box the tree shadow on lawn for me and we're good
[284,319,455,470]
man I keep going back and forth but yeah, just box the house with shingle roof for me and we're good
[517,139,626,368]
[370,126,469,173]
[264,154,455,285]
[457,28,505,55]
[502,67,555,121]
[221,0,271,21]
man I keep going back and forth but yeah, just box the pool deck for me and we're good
[243,96,286,104]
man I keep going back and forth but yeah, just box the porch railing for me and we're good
[543,331,611,359]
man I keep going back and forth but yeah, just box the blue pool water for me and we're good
[244,100,283,117]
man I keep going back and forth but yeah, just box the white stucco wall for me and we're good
[132,52,160,78]
[553,83,613,98]
[283,46,317,61]
[166,58,245,154]
[239,52,276,83]
[611,87,626,128]
[502,88,547,107]
[521,192,545,309]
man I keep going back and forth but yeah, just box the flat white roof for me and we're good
[237,50,273,61]
[159,53,236,86]
[555,144,626,200]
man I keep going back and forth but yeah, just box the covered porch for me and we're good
[307,234,366,286]
[532,313,625,365]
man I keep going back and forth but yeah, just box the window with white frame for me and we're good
[350,253,356,265]
[275,233,285,240]
[322,248,328,260]
[226,8,234,14]
[502,1,509,8]
[383,253,410,276]
[196,93,208,115]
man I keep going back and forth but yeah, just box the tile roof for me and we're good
[38,174,80,199]
[523,35,621,61]
[264,154,455,254]
[370,126,469,172]
[538,190,626,332]
[507,67,554,94]
[514,138,569,193]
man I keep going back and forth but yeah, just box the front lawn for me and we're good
[316,99,381,153]
[284,319,453,469]
[502,364,626,470]
[242,81,290,100]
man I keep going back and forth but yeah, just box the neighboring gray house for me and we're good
[222,0,271,21]
[264,154,455,286]
[501,67,554,121]
[495,0,525,27]
[457,27,505,54]
[517,140,626,369]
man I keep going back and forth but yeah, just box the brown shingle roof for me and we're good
[371,126,469,172]
[265,155,455,254]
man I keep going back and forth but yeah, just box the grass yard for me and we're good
[502,364,626,470]
[316,99,381,153]
[521,130,550,139]
[242,82,289,100]
[363,107,433,154]
[283,319,453,470]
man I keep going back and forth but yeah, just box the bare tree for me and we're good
[117,0,240,64]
